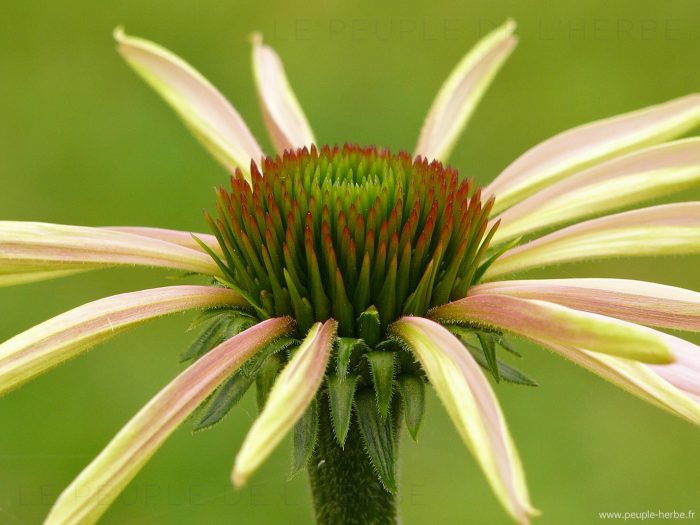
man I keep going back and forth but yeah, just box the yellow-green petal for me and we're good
[493,138,700,244]
[485,203,700,279]
[390,317,537,524]
[251,33,315,153]
[115,27,263,179]
[44,317,294,525]
[0,221,222,285]
[430,294,674,363]
[414,20,517,162]
[0,285,250,395]
[487,94,700,215]
[232,319,336,486]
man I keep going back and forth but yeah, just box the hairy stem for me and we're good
[307,394,400,525]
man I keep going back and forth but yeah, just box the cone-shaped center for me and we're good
[207,144,496,336]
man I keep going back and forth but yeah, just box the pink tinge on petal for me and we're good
[252,34,315,153]
[485,94,700,202]
[545,342,700,425]
[485,202,700,279]
[105,226,222,255]
[493,139,700,234]
[0,222,221,277]
[407,319,517,490]
[648,339,700,396]
[416,35,517,161]
[393,317,535,523]
[45,317,294,525]
[515,202,700,243]
[115,29,263,171]
[430,293,675,363]
[232,319,336,487]
[0,285,250,395]
[471,278,700,331]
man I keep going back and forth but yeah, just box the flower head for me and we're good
[1,19,699,525]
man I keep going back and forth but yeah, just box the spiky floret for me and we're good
[206,144,498,336]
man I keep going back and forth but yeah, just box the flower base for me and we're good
[307,394,400,525]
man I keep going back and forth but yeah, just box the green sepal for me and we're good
[393,345,424,377]
[335,337,367,379]
[180,316,228,363]
[290,397,319,478]
[397,374,425,441]
[498,335,522,357]
[327,374,359,447]
[476,332,499,383]
[187,307,229,331]
[241,336,297,377]
[180,313,255,363]
[193,371,256,431]
[472,236,522,285]
[449,327,537,386]
[256,353,283,411]
[355,390,397,493]
[357,306,381,348]
[470,346,538,386]
[365,351,396,420]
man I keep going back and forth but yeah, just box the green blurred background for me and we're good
[1,1,699,523]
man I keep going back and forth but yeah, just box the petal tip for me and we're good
[231,467,247,489]
[249,31,263,46]
[113,25,125,42]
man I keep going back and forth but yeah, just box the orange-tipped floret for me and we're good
[206,144,497,336]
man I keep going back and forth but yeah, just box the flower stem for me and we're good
[307,394,400,525]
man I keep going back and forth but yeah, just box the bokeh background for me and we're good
[1,1,699,523]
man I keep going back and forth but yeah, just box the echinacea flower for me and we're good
[2,18,699,525]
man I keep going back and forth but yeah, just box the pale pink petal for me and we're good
[0,285,250,395]
[0,221,221,284]
[233,319,336,486]
[415,20,517,162]
[390,317,536,524]
[492,138,700,243]
[105,226,222,256]
[430,294,674,363]
[115,28,263,178]
[549,342,700,426]
[484,203,700,279]
[251,33,315,153]
[486,94,700,214]
[471,278,700,331]
[44,317,294,525]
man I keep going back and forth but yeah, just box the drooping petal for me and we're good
[390,317,536,524]
[549,341,700,426]
[105,226,222,256]
[430,294,674,363]
[0,221,222,285]
[44,317,294,525]
[471,278,700,332]
[492,139,700,244]
[114,27,263,178]
[484,203,700,279]
[0,285,250,395]
[414,20,517,162]
[251,33,315,153]
[232,319,336,487]
[486,94,700,214]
